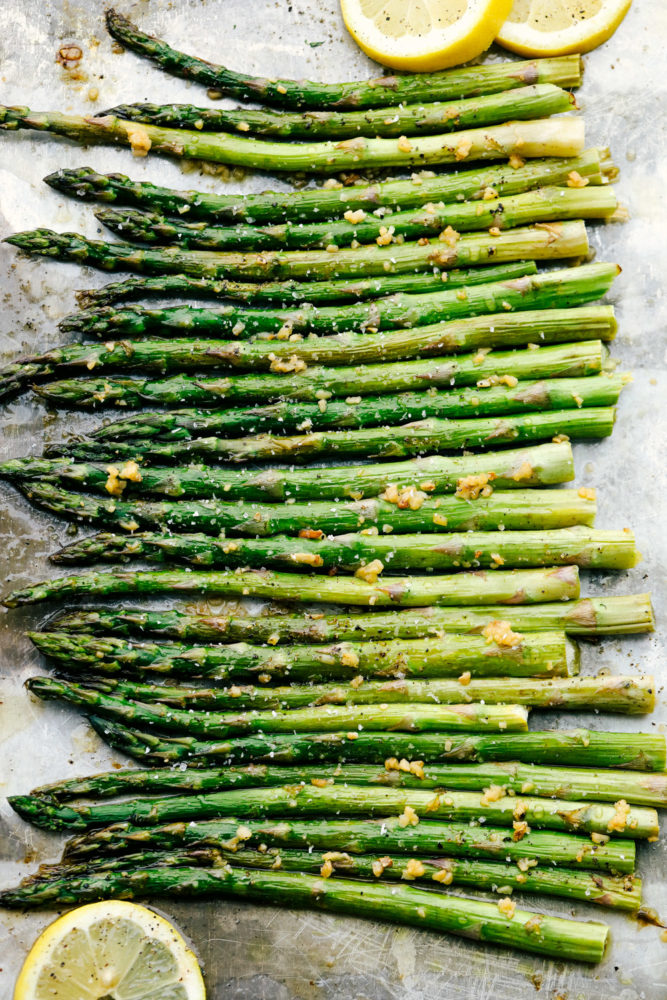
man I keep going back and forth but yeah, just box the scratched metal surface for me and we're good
[0,0,666,997]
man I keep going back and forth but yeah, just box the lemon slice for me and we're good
[340,0,514,71]
[496,0,633,56]
[13,900,206,1000]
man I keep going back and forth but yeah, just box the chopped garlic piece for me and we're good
[567,170,589,188]
[397,135,412,153]
[344,209,366,224]
[340,648,360,668]
[397,805,419,828]
[480,784,506,806]
[402,859,425,880]
[268,354,307,374]
[497,897,516,918]
[482,620,524,648]
[455,472,495,500]
[607,799,631,833]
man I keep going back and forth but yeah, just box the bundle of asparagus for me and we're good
[0,7,658,968]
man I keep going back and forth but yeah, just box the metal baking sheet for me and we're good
[0,1,665,996]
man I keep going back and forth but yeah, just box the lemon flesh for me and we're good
[497,0,633,55]
[341,0,514,71]
[14,901,206,1000]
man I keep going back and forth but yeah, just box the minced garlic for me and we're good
[344,209,366,224]
[607,799,631,833]
[354,559,384,584]
[381,484,428,510]
[376,225,395,246]
[290,551,324,567]
[482,620,523,647]
[372,856,393,877]
[567,170,589,188]
[397,135,412,153]
[438,226,459,246]
[125,124,152,157]
[340,648,360,668]
[480,784,506,806]
[497,897,516,918]
[268,354,307,374]
[432,866,454,884]
[455,137,472,161]
[455,472,495,500]
[397,805,419,828]
[402,859,425,880]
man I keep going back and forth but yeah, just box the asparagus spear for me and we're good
[4,565,580,609]
[61,376,623,447]
[0,441,576,501]
[46,593,655,641]
[48,153,609,228]
[31,341,613,410]
[103,84,574,140]
[63,814,635,876]
[34,758,666,807]
[96,187,618,253]
[26,676,531,736]
[78,375,623,443]
[0,864,610,963]
[49,409,617,464]
[21,849,222,883]
[20,847,642,912]
[4,220,589,280]
[88,716,666,771]
[60,265,620,338]
[75,261,540,309]
[9,781,658,836]
[16,482,599,538]
[51,526,637,572]
[28,629,577,681]
[104,10,582,109]
[68,672,656,716]
[0,106,585,173]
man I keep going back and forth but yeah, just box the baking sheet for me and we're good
[0,1,666,996]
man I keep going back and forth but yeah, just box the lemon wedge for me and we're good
[496,0,633,56]
[13,900,206,1000]
[340,0,514,71]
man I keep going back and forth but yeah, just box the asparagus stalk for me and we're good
[0,441,576,501]
[26,676,531,736]
[19,847,642,912]
[28,629,578,681]
[96,187,618,254]
[4,565,580,609]
[0,864,610,963]
[52,525,637,572]
[34,758,666,807]
[59,376,623,448]
[48,153,609,228]
[17,482,600,538]
[9,781,658,836]
[79,375,623,444]
[102,84,574,140]
[63,815,635,874]
[4,220,589,280]
[49,409,617,464]
[21,849,222,884]
[31,341,613,410]
[46,593,655,641]
[69,672,656,716]
[60,265,620,339]
[88,716,667,771]
[75,262,540,309]
[105,11,583,109]
[0,106,585,173]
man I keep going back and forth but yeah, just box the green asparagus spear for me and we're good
[31,340,613,409]
[17,482,599,538]
[75,261,539,309]
[0,106,585,173]
[26,676,531,736]
[96,187,618,253]
[102,84,574,140]
[60,264,620,338]
[28,628,578,681]
[51,526,637,572]
[48,153,610,229]
[0,864,610,962]
[4,220,589,280]
[62,813,636,873]
[104,10,582,109]
[58,376,623,448]
[48,409,616,464]
[33,758,665,807]
[0,441,576,501]
[20,847,642,912]
[46,593,655,641]
[77,375,623,444]
[9,781,658,836]
[87,716,666,771]
[69,672,655,716]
